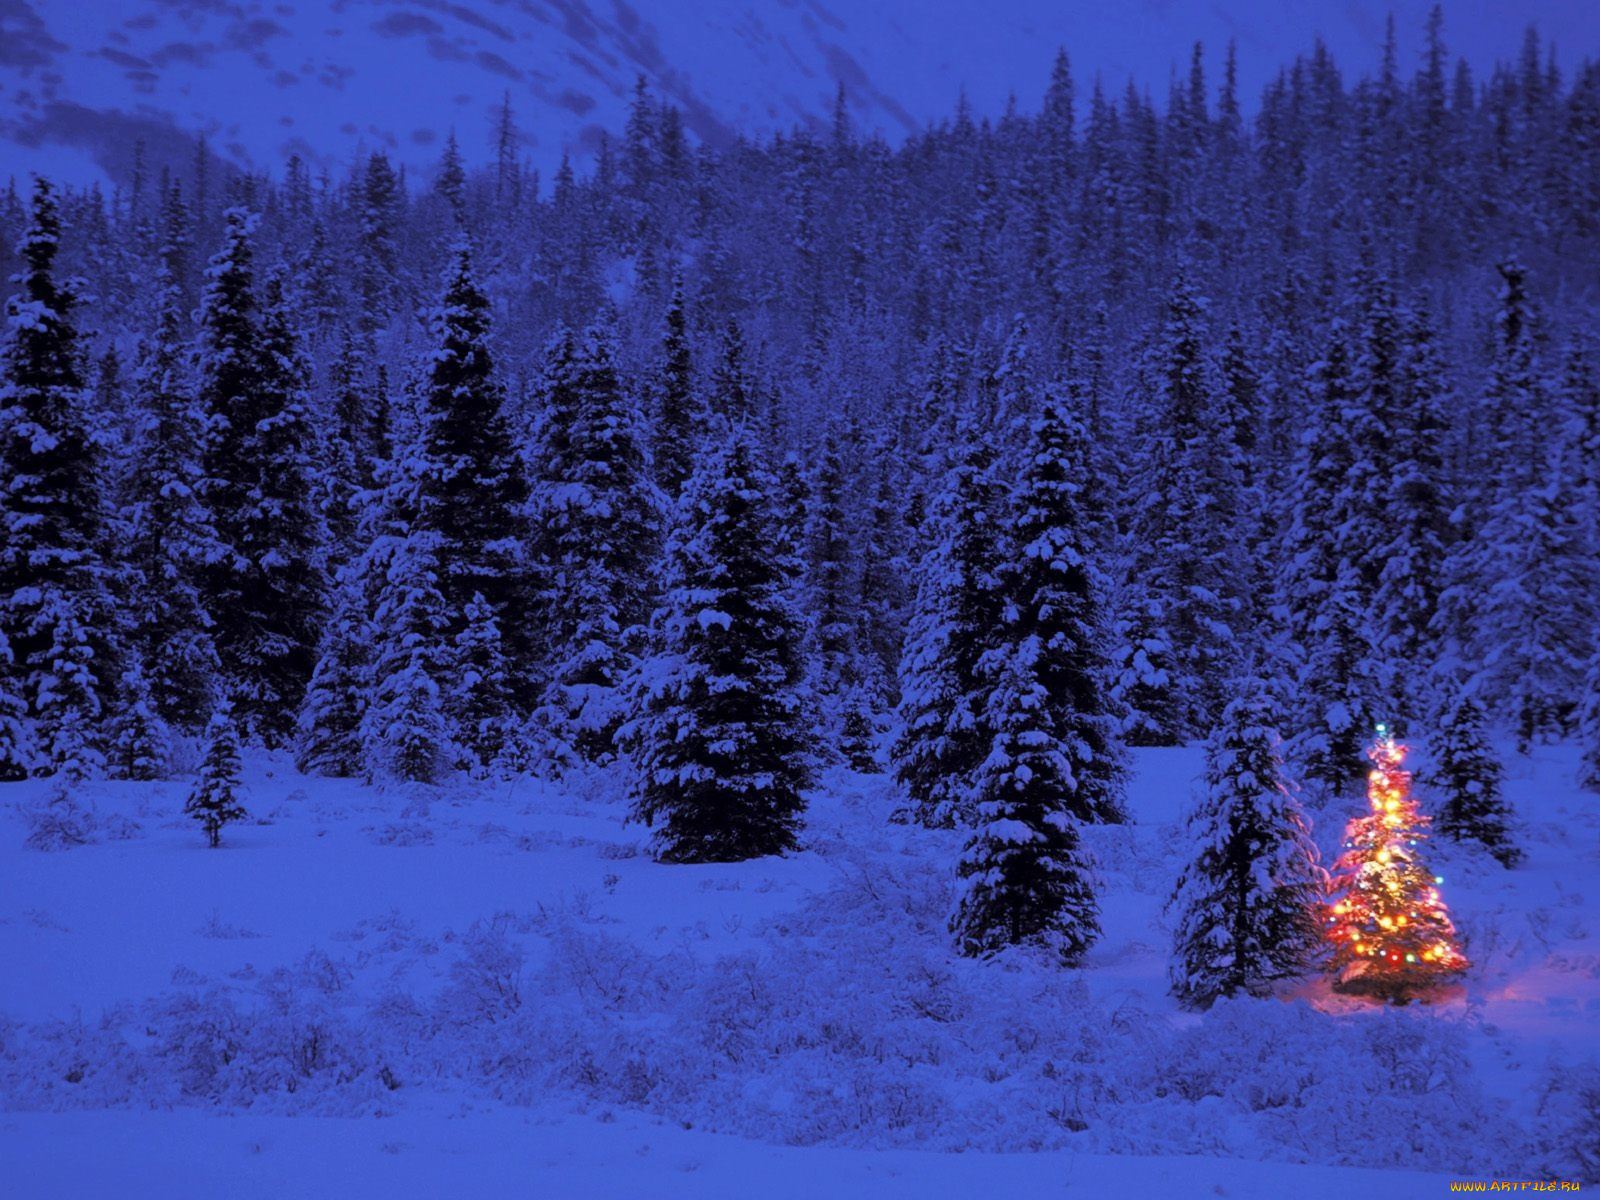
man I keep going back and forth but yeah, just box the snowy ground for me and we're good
[2,742,1595,1196]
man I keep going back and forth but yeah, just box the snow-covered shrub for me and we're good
[442,917,526,1024]
[22,785,96,851]
[1538,1059,1600,1178]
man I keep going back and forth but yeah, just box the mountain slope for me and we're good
[1,0,1591,187]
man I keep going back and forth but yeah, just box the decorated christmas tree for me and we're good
[1326,725,1469,1002]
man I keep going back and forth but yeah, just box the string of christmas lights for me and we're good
[1326,725,1469,1002]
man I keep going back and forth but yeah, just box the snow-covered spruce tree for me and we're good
[772,451,812,582]
[621,430,811,863]
[197,218,329,742]
[415,241,534,695]
[533,322,662,762]
[997,383,1127,824]
[651,270,698,496]
[449,592,518,776]
[1168,682,1325,1009]
[243,269,330,740]
[1282,326,1380,795]
[360,531,452,786]
[710,317,755,426]
[0,177,118,747]
[1120,267,1242,740]
[805,425,860,709]
[107,663,168,782]
[123,273,222,730]
[857,440,911,700]
[1433,690,1518,867]
[354,151,401,340]
[322,328,386,557]
[195,209,264,695]
[950,649,1100,965]
[891,416,1005,828]
[294,575,370,778]
[186,705,247,848]
[1370,297,1453,721]
[34,588,105,783]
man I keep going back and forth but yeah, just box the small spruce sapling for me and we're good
[186,706,248,847]
[1433,690,1519,867]
[1168,682,1326,1008]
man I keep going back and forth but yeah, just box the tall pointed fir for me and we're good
[123,270,222,729]
[950,650,1100,964]
[1283,326,1380,794]
[414,241,534,697]
[323,329,386,557]
[805,426,860,708]
[996,383,1127,823]
[1325,728,1469,1002]
[196,211,294,740]
[186,704,248,848]
[107,663,168,782]
[1432,690,1518,866]
[532,322,662,762]
[294,574,370,777]
[359,530,452,784]
[34,591,105,782]
[1370,297,1453,720]
[891,411,1005,828]
[1168,681,1326,1009]
[0,177,118,768]
[449,592,517,776]
[651,271,698,495]
[204,259,328,743]
[1116,268,1241,742]
[621,430,812,863]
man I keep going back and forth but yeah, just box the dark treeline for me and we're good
[3,10,1599,980]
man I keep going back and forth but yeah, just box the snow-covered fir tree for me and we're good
[196,215,329,743]
[449,592,518,776]
[1116,267,1241,741]
[532,321,662,762]
[892,413,1005,828]
[294,575,370,778]
[804,425,860,710]
[360,531,453,785]
[0,177,118,763]
[186,704,248,848]
[107,663,168,782]
[1370,296,1453,721]
[1432,690,1518,866]
[994,383,1127,824]
[1168,681,1326,1008]
[621,429,811,863]
[1282,326,1380,794]
[950,649,1101,965]
[650,270,698,496]
[122,272,222,730]
[414,242,534,695]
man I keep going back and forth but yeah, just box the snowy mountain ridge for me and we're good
[2,0,1592,188]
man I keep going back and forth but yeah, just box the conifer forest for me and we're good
[3,3,1600,1193]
